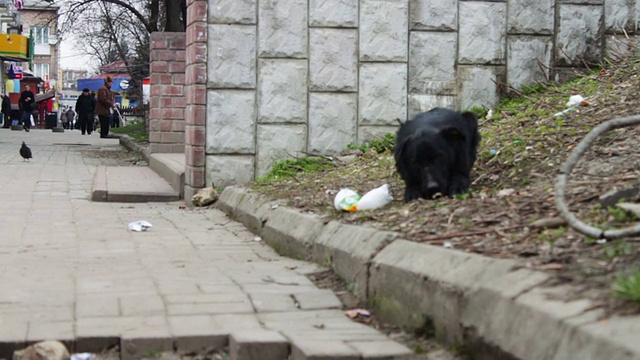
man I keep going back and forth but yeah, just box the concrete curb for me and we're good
[116,134,149,162]
[215,186,640,360]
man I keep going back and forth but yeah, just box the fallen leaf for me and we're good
[542,263,564,270]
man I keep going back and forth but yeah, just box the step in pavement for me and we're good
[91,165,180,202]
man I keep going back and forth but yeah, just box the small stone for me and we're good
[13,341,70,360]
[192,186,220,207]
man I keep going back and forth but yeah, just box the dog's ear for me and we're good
[461,111,478,126]
[461,111,480,148]
[394,134,413,162]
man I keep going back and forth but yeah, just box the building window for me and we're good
[34,26,49,44]
[34,63,49,79]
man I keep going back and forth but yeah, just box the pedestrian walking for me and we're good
[95,77,115,138]
[19,85,35,132]
[64,107,75,130]
[1,94,11,128]
[75,88,96,135]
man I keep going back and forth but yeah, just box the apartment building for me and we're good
[19,0,59,91]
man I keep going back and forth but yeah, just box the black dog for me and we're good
[394,108,480,202]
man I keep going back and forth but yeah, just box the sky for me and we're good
[59,34,97,73]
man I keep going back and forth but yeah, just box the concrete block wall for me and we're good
[149,32,187,154]
[195,0,640,188]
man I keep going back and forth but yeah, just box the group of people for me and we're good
[70,76,121,138]
[7,76,120,138]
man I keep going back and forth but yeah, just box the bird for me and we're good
[20,141,32,161]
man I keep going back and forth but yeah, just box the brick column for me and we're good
[149,32,186,154]
[184,0,207,200]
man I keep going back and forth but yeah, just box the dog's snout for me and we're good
[426,180,439,193]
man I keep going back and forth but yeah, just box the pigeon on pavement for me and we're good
[20,141,32,161]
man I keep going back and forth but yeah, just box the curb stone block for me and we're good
[216,186,246,216]
[235,190,283,235]
[217,186,284,235]
[214,188,640,359]
[554,314,640,360]
[369,240,517,344]
[261,207,325,261]
[120,336,173,360]
[463,284,600,360]
[229,330,290,360]
[313,221,397,299]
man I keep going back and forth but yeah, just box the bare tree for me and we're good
[58,0,188,104]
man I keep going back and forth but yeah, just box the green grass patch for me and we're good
[110,121,148,143]
[256,156,335,183]
[347,133,397,154]
[612,269,640,303]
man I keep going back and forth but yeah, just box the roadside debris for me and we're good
[334,184,393,212]
[192,184,220,207]
[554,95,589,117]
[345,308,371,319]
[128,220,153,232]
[70,353,95,360]
[13,341,69,360]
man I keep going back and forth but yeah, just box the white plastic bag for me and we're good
[333,184,393,212]
[30,114,35,127]
[357,184,394,211]
[566,95,585,107]
[334,188,360,212]
[128,220,153,232]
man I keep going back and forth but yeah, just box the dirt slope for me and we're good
[251,56,640,313]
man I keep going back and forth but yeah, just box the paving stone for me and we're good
[347,340,412,359]
[293,290,342,310]
[166,302,254,316]
[229,330,290,360]
[290,340,359,360]
[27,321,75,342]
[250,293,298,312]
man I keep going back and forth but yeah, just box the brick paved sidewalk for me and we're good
[0,129,412,359]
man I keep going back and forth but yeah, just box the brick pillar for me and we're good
[184,0,208,200]
[149,32,186,154]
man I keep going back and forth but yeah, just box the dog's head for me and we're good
[395,126,465,199]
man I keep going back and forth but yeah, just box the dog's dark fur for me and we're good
[394,107,480,202]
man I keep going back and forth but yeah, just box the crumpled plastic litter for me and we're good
[334,184,393,212]
[554,95,590,117]
[71,353,95,360]
[128,220,153,232]
[344,308,371,319]
[566,95,586,106]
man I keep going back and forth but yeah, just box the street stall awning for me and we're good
[35,90,55,103]
[0,34,30,62]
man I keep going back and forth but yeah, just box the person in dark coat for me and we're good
[1,94,11,128]
[19,85,35,132]
[75,88,96,135]
[95,77,115,138]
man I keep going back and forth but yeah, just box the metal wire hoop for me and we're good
[555,114,640,239]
